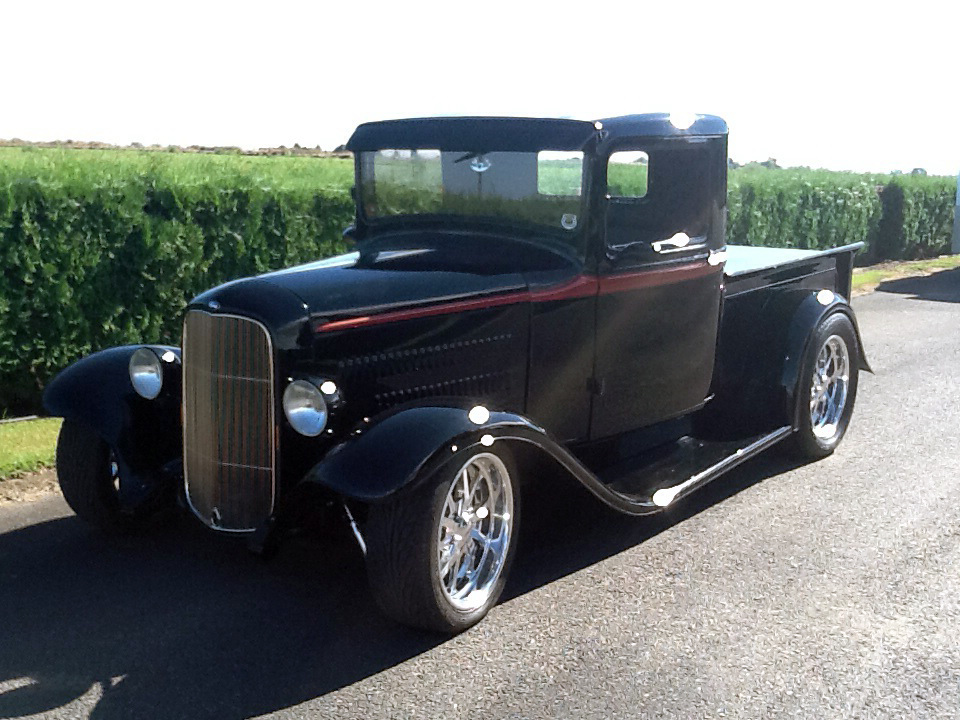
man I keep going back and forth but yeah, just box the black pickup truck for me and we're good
[44,114,869,632]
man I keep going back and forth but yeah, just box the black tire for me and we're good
[56,420,143,533]
[790,313,860,459]
[365,446,520,633]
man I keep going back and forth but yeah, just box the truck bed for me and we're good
[723,243,864,298]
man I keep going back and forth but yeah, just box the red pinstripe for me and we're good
[314,261,718,333]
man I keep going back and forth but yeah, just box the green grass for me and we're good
[852,254,960,290]
[0,146,354,191]
[0,417,61,478]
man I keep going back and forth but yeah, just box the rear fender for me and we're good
[780,291,871,428]
[42,345,183,505]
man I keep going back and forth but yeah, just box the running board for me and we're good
[650,426,793,506]
[485,424,794,517]
[589,425,794,513]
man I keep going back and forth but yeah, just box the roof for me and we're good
[346,117,597,152]
[597,113,728,140]
[346,114,727,152]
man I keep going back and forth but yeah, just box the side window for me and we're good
[607,151,649,198]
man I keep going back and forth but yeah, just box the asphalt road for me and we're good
[1,270,959,720]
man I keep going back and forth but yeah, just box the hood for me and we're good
[258,249,528,321]
[188,241,545,350]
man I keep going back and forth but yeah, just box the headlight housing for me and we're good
[283,380,329,437]
[129,347,163,399]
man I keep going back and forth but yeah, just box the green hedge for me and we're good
[0,148,353,413]
[727,168,957,261]
[874,175,958,260]
[0,148,956,414]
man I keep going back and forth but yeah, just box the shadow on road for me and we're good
[0,452,802,719]
[876,267,960,303]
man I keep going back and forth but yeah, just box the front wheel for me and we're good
[365,447,519,633]
[790,312,860,459]
[56,420,155,533]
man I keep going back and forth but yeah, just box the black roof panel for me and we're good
[347,117,598,152]
[346,114,727,152]
[597,113,728,139]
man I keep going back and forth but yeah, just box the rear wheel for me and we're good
[56,420,148,533]
[791,313,860,458]
[365,447,519,633]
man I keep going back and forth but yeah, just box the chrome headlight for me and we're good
[129,347,163,399]
[283,380,329,437]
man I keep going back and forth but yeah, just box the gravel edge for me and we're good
[0,467,58,505]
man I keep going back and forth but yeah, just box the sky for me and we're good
[3,0,959,176]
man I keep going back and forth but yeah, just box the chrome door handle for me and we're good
[651,232,707,254]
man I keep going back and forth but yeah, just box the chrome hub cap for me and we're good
[810,334,850,440]
[437,453,513,612]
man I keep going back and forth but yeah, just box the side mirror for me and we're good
[342,225,357,244]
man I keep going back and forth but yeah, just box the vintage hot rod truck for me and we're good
[44,114,869,632]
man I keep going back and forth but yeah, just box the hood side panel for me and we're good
[312,304,530,423]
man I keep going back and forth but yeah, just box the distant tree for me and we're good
[910,168,927,176]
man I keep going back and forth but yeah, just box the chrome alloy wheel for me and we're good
[436,452,514,612]
[809,334,850,440]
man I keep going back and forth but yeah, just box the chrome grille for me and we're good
[182,310,275,531]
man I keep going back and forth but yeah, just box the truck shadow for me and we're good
[0,452,800,719]
[875,267,960,303]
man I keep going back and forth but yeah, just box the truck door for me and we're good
[590,138,726,440]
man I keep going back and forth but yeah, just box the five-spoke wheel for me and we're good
[809,334,850,441]
[436,452,514,613]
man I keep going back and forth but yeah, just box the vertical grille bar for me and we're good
[182,310,276,531]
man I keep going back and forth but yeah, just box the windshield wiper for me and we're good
[453,151,485,164]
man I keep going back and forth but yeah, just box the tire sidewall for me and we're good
[56,420,162,533]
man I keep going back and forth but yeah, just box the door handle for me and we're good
[652,232,708,254]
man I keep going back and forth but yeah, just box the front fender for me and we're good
[302,406,539,503]
[42,345,183,504]
[301,405,663,515]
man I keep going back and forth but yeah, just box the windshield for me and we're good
[358,148,586,243]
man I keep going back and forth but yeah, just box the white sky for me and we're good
[3,0,958,175]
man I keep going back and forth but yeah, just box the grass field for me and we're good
[0,146,354,190]
[0,417,61,477]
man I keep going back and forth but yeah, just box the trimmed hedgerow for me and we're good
[727,167,957,262]
[726,168,885,255]
[874,175,957,260]
[0,148,353,413]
